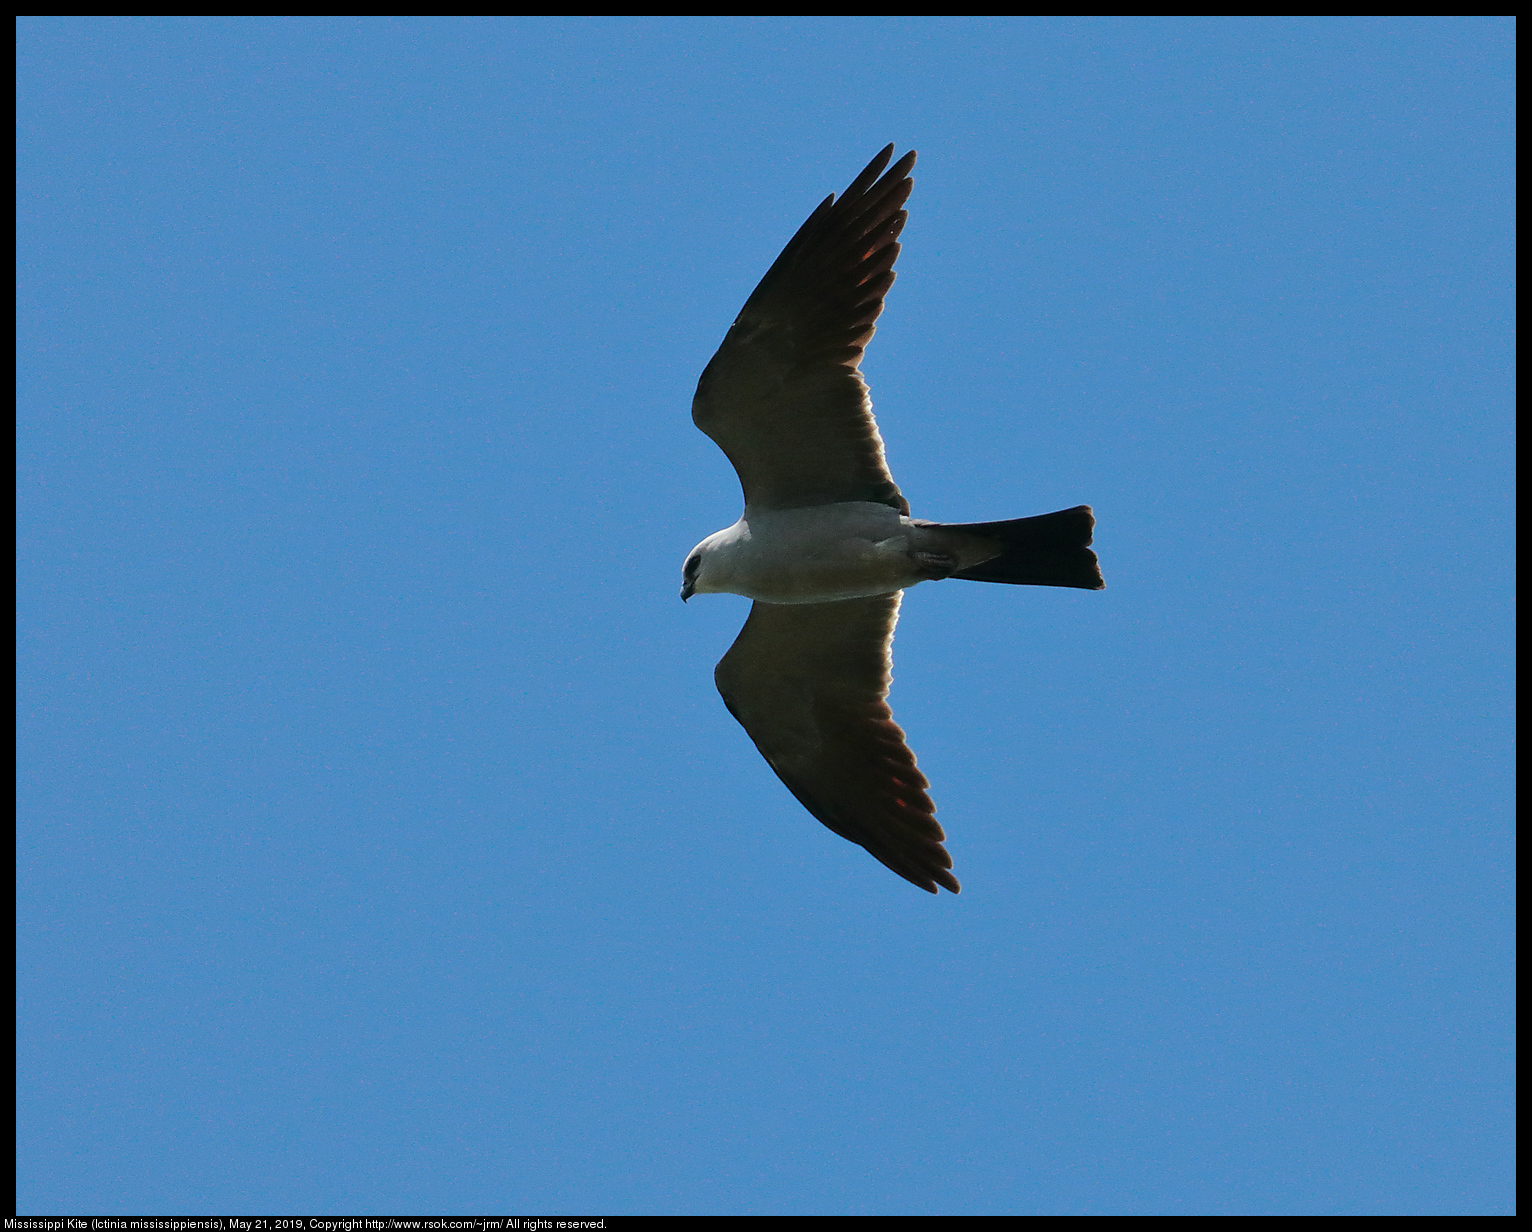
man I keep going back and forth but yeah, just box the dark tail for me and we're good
[936,505,1104,590]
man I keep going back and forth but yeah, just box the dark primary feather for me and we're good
[692,145,917,512]
[714,594,961,894]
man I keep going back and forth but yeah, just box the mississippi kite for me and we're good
[683,146,1103,893]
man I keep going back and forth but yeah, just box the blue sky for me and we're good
[17,17,1514,1216]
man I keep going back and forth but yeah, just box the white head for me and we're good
[679,524,742,601]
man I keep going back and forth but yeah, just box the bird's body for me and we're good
[684,146,1103,894]
[685,502,1004,605]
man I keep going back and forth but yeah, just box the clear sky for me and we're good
[17,17,1514,1217]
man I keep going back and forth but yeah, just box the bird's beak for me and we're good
[680,582,694,603]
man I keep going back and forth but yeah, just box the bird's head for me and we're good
[680,525,741,601]
[680,548,703,602]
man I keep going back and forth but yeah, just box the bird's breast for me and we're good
[717,503,927,604]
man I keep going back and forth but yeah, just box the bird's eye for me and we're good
[685,556,700,579]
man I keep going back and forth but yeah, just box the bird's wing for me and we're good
[692,146,916,513]
[714,593,960,894]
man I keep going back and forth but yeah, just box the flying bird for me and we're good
[683,146,1103,894]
